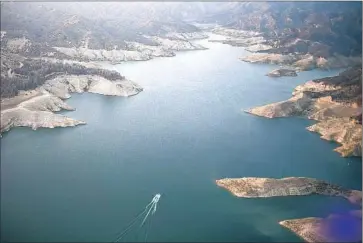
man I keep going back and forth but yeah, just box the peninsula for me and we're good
[0,2,209,135]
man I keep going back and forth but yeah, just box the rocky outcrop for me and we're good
[212,27,260,38]
[125,42,175,58]
[292,55,317,71]
[245,44,273,52]
[246,67,362,157]
[1,108,86,133]
[240,53,300,65]
[316,56,363,70]
[307,118,362,157]
[240,53,362,71]
[295,55,363,71]
[216,177,362,206]
[0,75,143,135]
[209,36,266,47]
[88,77,143,97]
[266,68,297,77]
[209,27,272,51]
[146,35,207,51]
[246,94,361,120]
[53,47,153,62]
[53,34,207,63]
[43,75,143,98]
[38,57,104,69]
[163,32,209,41]
[245,92,311,118]
[280,217,327,243]
[247,105,361,158]
[1,92,86,134]
[280,211,362,243]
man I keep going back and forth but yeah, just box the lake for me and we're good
[1,35,361,242]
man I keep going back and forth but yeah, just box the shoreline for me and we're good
[212,27,362,243]
[0,31,210,136]
[210,27,362,73]
[0,75,143,136]
[244,68,362,158]
[210,27,362,158]
[50,32,209,64]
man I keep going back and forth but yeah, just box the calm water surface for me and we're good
[1,35,361,242]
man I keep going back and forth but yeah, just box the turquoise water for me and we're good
[1,36,361,242]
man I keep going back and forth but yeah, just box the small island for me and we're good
[216,177,362,206]
[266,68,297,77]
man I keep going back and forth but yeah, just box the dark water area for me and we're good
[1,35,361,242]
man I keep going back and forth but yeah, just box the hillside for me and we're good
[0,2,208,98]
[0,2,202,51]
[197,2,362,57]
[1,2,361,97]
